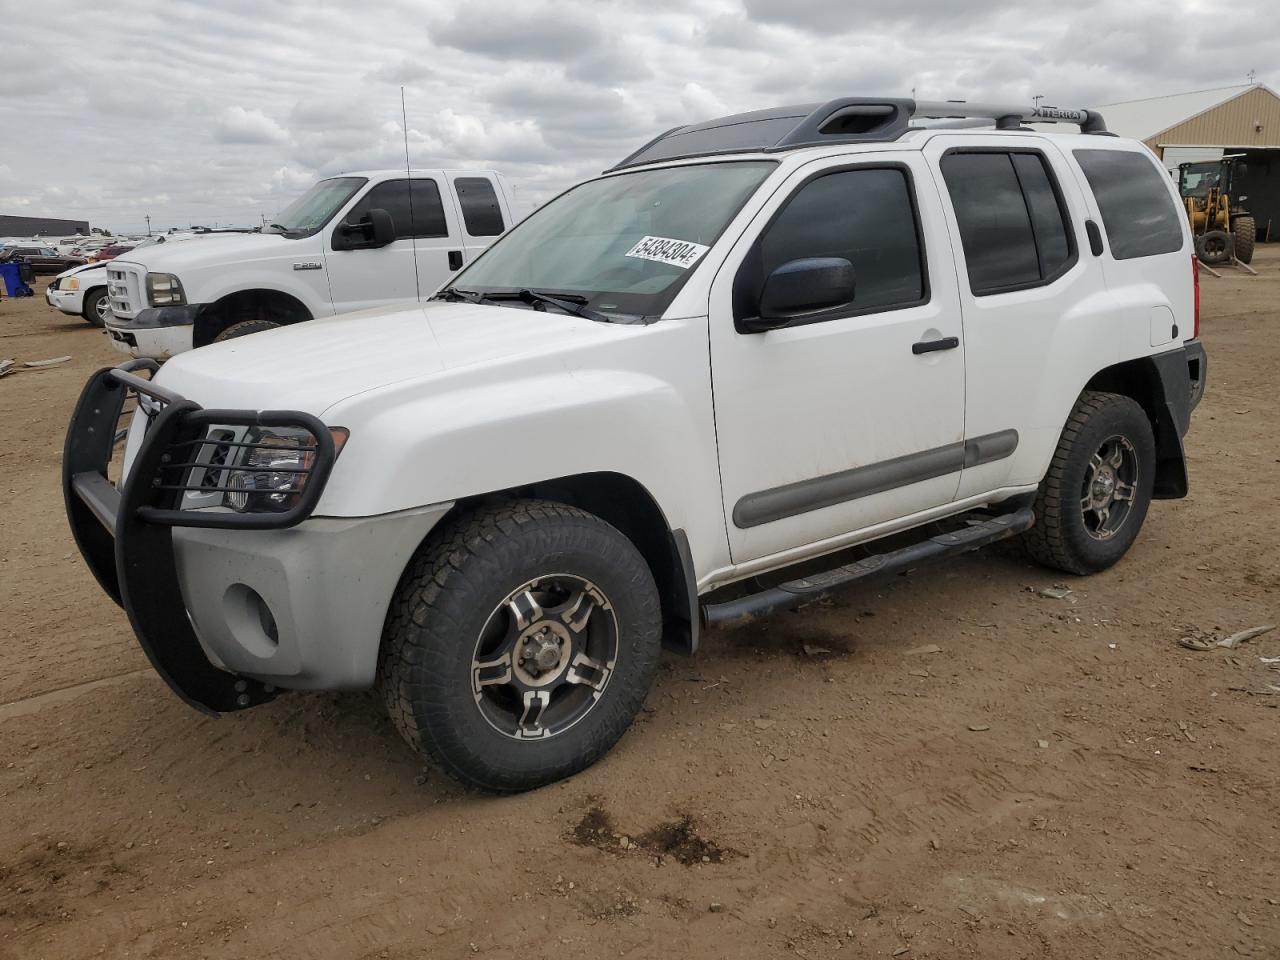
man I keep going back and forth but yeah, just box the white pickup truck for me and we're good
[103,170,514,357]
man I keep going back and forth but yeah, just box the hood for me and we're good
[153,300,632,415]
[55,261,109,282]
[113,232,287,273]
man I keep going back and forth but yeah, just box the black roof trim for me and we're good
[608,97,1110,172]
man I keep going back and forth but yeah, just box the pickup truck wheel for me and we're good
[1023,391,1155,575]
[379,500,662,792]
[213,318,281,342]
[82,288,110,327]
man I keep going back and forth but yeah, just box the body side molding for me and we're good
[732,429,1019,529]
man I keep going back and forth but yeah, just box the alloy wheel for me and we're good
[471,575,618,740]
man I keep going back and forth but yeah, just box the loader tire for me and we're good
[1195,230,1232,265]
[1232,216,1256,265]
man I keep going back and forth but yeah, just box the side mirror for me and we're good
[333,208,396,250]
[742,257,856,332]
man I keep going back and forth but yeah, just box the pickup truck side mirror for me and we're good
[333,208,396,251]
[741,257,856,332]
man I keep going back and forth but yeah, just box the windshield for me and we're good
[268,176,368,237]
[1179,163,1221,198]
[446,161,775,319]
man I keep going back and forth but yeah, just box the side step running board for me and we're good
[701,507,1035,628]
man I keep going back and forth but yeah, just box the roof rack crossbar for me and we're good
[608,97,1109,171]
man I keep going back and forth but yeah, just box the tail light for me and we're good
[1192,253,1200,339]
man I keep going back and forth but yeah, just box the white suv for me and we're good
[103,169,515,358]
[65,98,1206,792]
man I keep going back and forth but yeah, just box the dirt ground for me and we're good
[1,252,1277,960]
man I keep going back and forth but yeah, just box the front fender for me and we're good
[315,323,729,580]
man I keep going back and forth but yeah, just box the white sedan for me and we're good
[46,261,112,326]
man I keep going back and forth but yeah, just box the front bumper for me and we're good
[46,285,83,316]
[105,304,202,358]
[63,361,449,714]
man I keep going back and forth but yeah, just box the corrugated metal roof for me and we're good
[1097,84,1256,140]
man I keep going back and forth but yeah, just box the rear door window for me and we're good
[941,151,1076,295]
[1073,149,1184,260]
[454,177,505,236]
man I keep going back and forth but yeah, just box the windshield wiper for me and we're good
[433,287,611,322]
[432,287,487,304]
[497,289,611,323]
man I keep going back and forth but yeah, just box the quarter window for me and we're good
[741,166,926,321]
[454,177,505,236]
[941,151,1076,295]
[1074,149,1185,260]
[345,179,448,240]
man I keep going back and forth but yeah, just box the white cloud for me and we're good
[214,106,290,145]
[0,0,1275,232]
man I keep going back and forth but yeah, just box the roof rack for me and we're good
[609,97,1109,171]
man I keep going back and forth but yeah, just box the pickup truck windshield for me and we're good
[447,161,774,319]
[266,176,368,238]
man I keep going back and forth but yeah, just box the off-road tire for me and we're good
[1232,215,1256,265]
[212,318,281,342]
[1195,229,1232,265]
[82,288,109,327]
[379,499,662,792]
[1023,391,1156,575]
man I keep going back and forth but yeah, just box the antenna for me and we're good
[401,86,422,301]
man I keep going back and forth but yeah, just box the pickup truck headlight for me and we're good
[146,272,186,307]
[223,426,348,513]
[65,277,80,291]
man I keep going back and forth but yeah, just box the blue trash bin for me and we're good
[0,262,34,297]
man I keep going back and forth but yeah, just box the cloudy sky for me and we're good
[2,0,1274,233]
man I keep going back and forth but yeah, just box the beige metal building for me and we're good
[1098,83,1280,241]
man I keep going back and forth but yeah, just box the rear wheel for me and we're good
[212,318,281,342]
[1232,215,1256,264]
[1023,391,1156,575]
[82,288,110,327]
[1195,230,1232,265]
[379,500,662,792]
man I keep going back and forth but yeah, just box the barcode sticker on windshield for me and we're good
[624,235,710,270]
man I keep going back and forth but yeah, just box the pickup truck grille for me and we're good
[106,265,144,319]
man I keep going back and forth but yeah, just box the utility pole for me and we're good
[145,214,151,237]
[1033,94,1045,110]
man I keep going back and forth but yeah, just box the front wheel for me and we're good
[379,500,662,792]
[1232,215,1256,265]
[82,288,110,327]
[1023,391,1156,575]
[213,318,281,342]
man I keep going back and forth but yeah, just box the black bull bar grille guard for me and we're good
[62,359,339,714]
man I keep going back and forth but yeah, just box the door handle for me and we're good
[912,336,959,355]
[448,250,464,270]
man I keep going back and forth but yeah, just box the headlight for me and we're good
[65,277,80,291]
[146,272,186,306]
[222,426,348,513]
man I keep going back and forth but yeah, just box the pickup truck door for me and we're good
[444,171,511,269]
[708,154,966,565]
[325,175,464,313]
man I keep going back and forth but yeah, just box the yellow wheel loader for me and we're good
[1179,156,1255,265]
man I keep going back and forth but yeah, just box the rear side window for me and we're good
[1074,149,1184,260]
[454,177,505,236]
[941,151,1075,295]
[748,166,926,316]
[346,179,448,239]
